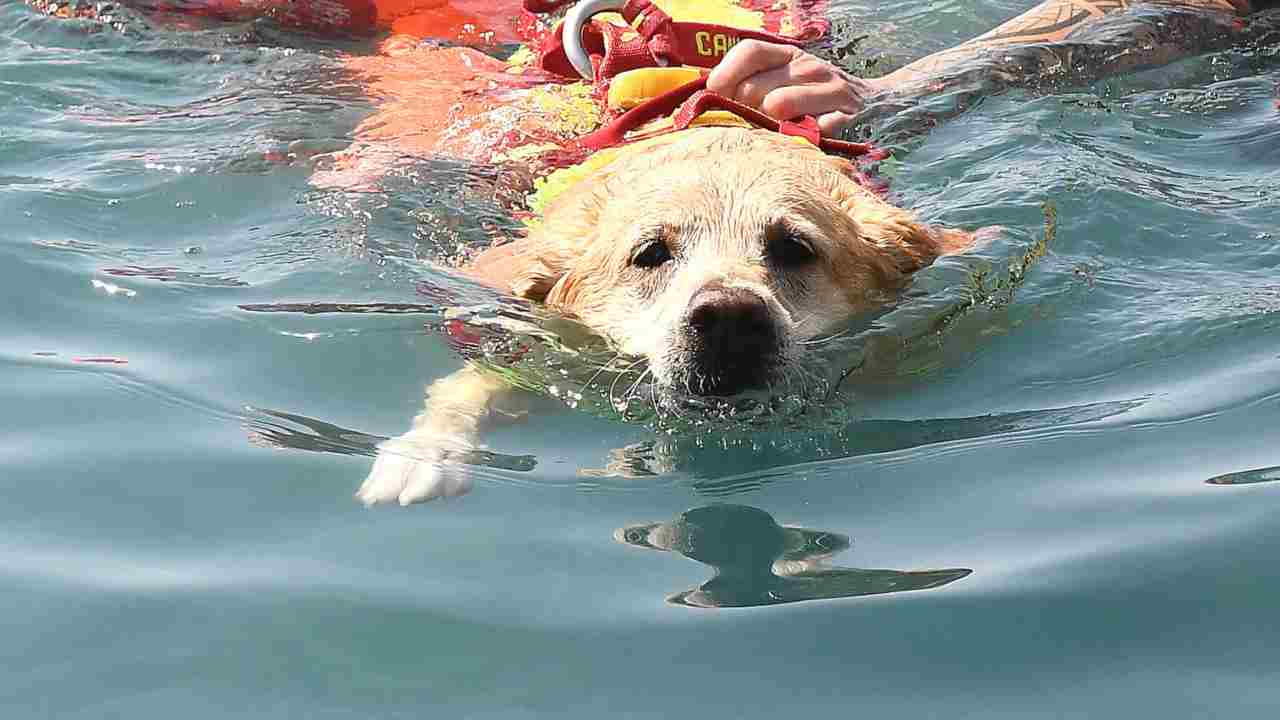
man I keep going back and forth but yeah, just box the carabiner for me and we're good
[561,0,629,80]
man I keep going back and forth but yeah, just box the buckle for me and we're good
[561,0,630,80]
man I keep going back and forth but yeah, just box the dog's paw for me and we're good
[355,436,473,506]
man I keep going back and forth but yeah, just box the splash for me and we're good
[428,204,1059,434]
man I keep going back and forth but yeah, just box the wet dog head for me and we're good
[491,128,972,396]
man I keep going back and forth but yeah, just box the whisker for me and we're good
[584,351,625,390]
[791,310,819,327]
[798,328,852,347]
[796,364,814,399]
[783,364,803,398]
[624,367,652,399]
[608,357,646,403]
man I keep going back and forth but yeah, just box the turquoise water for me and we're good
[4,1,1280,717]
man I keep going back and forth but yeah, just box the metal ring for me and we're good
[562,0,629,80]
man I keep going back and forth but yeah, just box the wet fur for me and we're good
[357,126,973,506]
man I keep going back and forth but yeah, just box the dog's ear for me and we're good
[514,180,615,304]
[465,237,578,302]
[467,164,613,300]
[826,173,977,282]
[803,149,977,273]
[928,226,979,257]
[509,248,573,302]
[860,217,979,283]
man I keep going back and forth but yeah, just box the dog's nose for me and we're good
[684,282,778,395]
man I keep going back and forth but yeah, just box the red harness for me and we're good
[529,0,819,79]
[577,74,882,158]
[523,0,882,160]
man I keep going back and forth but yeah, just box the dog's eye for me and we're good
[767,229,818,267]
[631,240,672,269]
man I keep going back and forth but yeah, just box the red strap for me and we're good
[620,0,813,70]
[578,75,707,148]
[579,76,881,159]
[522,2,884,170]
[536,19,606,79]
[531,0,816,82]
[523,0,574,11]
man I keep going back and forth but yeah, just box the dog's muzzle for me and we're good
[681,282,780,396]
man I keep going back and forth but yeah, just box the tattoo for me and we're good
[885,0,1245,84]
[978,10,1094,44]
[856,0,1268,143]
[974,1,1107,44]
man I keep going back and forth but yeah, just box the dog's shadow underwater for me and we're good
[615,503,972,608]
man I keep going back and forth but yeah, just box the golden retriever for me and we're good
[356,125,975,505]
[23,0,977,504]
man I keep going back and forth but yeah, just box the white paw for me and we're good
[355,436,474,506]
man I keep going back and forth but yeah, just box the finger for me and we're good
[760,80,863,121]
[706,39,801,99]
[732,60,832,110]
[817,110,858,138]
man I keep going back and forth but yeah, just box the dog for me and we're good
[32,0,1273,505]
[23,0,977,502]
[355,125,976,505]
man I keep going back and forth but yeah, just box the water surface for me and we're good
[3,1,1280,717]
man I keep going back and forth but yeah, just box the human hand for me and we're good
[706,40,888,137]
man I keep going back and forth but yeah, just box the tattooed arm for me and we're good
[879,0,1253,90]
[709,0,1271,135]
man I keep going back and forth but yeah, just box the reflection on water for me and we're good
[244,407,538,472]
[615,504,971,609]
[245,397,1139,498]
[585,398,1142,495]
[245,407,385,457]
[1206,465,1280,486]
